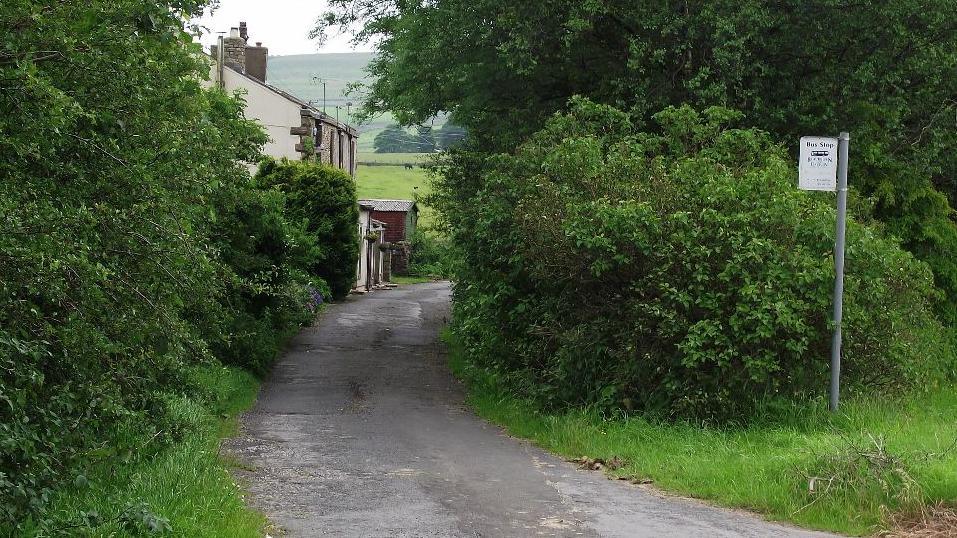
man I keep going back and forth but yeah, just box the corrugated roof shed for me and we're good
[358,199,417,212]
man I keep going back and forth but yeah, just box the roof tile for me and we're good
[358,199,417,212]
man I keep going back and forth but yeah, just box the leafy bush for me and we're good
[321,0,957,326]
[407,230,455,278]
[437,100,955,419]
[255,159,360,299]
[0,0,322,530]
[204,186,326,375]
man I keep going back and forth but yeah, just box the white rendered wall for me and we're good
[206,64,301,162]
[222,68,301,161]
[356,209,371,290]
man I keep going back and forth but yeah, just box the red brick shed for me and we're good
[358,199,418,243]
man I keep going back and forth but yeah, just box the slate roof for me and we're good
[358,199,417,212]
[221,64,358,136]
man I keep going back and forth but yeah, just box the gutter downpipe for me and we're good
[216,35,225,89]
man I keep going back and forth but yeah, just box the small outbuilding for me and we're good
[357,199,418,243]
[356,203,387,292]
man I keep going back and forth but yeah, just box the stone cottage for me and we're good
[207,23,358,175]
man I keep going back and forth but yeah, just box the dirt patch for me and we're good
[881,504,957,537]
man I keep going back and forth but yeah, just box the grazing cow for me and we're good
[404,163,414,170]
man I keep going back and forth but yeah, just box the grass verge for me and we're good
[26,366,265,537]
[444,331,957,536]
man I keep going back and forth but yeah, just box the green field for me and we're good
[355,163,439,230]
[356,152,437,166]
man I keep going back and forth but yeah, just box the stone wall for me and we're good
[317,122,337,165]
[221,36,246,71]
[390,241,412,275]
[381,246,392,282]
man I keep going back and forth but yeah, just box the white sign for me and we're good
[798,136,838,191]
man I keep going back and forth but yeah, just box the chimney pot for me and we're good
[239,21,248,41]
[229,27,239,38]
[256,42,262,47]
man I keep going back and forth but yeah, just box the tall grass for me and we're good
[446,332,957,536]
[22,367,265,537]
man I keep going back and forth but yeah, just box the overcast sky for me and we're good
[192,0,373,56]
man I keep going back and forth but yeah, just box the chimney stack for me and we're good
[213,22,266,81]
[222,26,246,72]
[244,31,268,83]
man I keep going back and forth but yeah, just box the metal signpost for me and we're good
[798,133,850,412]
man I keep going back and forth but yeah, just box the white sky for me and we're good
[192,0,373,56]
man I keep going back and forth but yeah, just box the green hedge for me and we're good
[407,230,454,278]
[0,0,330,531]
[255,158,360,300]
[204,186,327,375]
[437,100,955,419]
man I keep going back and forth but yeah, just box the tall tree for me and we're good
[415,125,437,152]
[435,122,467,149]
[315,0,957,322]
[373,123,437,152]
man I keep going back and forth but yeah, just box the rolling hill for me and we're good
[266,52,445,152]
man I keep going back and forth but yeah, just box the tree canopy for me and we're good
[316,0,957,323]
[435,122,467,149]
[373,123,437,152]
[0,0,326,528]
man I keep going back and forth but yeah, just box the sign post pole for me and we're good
[829,132,850,412]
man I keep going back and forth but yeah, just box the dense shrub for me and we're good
[255,159,360,299]
[436,100,955,419]
[321,0,957,326]
[0,0,323,530]
[204,186,327,374]
[407,230,455,278]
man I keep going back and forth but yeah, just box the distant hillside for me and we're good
[266,52,445,152]
[267,53,373,114]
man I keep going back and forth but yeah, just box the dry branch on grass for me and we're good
[880,503,957,538]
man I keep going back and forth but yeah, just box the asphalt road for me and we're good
[226,282,832,537]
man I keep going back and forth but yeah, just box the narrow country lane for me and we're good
[226,282,832,537]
